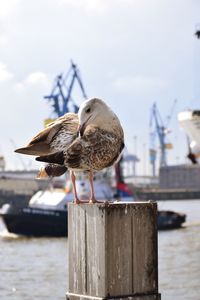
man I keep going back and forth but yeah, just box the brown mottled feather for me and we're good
[64,127,124,171]
[14,99,124,181]
[15,113,78,157]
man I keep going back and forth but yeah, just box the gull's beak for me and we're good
[78,123,86,137]
[78,116,92,137]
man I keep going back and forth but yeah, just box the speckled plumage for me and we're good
[64,127,124,171]
[15,98,124,203]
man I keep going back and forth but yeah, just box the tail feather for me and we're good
[15,143,51,156]
[36,151,65,165]
[37,164,67,178]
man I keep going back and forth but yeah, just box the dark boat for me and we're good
[0,175,186,237]
[0,202,67,237]
[0,174,114,237]
[0,200,186,237]
[157,210,186,230]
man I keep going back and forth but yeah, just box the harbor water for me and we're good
[0,200,200,300]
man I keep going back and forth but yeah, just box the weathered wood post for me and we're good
[67,202,161,300]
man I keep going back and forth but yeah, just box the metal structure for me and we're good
[149,101,176,175]
[195,24,200,39]
[44,60,87,118]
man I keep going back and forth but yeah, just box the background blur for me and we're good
[0,0,200,174]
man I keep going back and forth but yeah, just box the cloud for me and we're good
[14,71,50,91]
[0,62,13,81]
[0,0,21,48]
[0,35,8,46]
[25,72,49,85]
[0,0,21,18]
[58,0,154,16]
[113,75,169,94]
[59,0,109,14]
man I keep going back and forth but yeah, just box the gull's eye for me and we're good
[85,107,91,113]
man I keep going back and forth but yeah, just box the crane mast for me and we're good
[149,101,176,175]
[44,60,87,119]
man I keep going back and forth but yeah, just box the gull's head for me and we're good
[78,98,114,135]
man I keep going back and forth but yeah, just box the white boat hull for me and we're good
[178,110,200,154]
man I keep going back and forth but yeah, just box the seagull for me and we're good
[15,98,124,204]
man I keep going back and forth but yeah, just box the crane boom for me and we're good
[44,61,87,118]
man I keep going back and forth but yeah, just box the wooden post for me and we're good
[67,202,161,300]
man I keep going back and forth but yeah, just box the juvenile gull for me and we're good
[15,98,124,204]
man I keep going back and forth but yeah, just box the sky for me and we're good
[0,0,200,174]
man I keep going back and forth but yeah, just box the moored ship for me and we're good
[0,173,186,237]
[0,172,116,237]
[178,110,200,159]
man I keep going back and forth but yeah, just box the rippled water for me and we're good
[158,200,200,300]
[0,200,200,300]
[0,230,68,300]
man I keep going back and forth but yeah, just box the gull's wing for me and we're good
[15,123,63,156]
[15,113,79,157]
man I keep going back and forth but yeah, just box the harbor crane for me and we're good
[44,60,87,120]
[149,100,177,176]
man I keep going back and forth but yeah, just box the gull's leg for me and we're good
[70,171,88,204]
[70,170,81,204]
[88,171,109,204]
[88,170,98,204]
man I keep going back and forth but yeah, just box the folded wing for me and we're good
[15,113,79,157]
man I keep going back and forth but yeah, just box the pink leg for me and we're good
[70,171,81,204]
[88,171,108,204]
[70,171,89,204]
[88,170,98,204]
